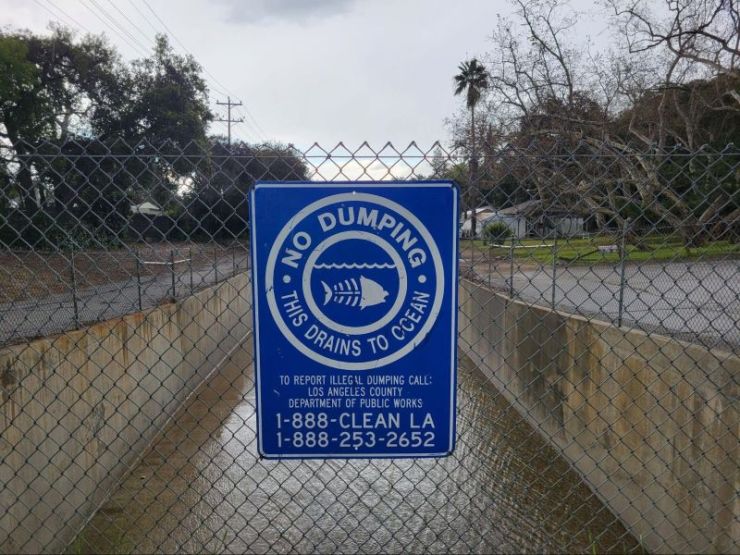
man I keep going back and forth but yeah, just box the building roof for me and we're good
[496,199,587,217]
[497,200,540,216]
[130,201,162,216]
[463,206,494,218]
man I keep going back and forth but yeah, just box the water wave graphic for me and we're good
[314,263,395,270]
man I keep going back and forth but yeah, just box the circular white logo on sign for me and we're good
[265,192,444,370]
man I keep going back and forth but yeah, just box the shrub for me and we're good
[482,221,513,244]
[0,208,124,251]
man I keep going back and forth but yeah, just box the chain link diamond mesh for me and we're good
[0,139,737,554]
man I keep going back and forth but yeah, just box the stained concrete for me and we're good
[0,273,251,554]
[459,279,739,553]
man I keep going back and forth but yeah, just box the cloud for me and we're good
[215,0,359,24]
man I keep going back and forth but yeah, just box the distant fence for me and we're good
[0,242,248,348]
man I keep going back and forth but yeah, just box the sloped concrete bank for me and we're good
[459,279,738,554]
[0,274,251,554]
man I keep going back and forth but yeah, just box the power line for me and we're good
[40,0,230,141]
[139,0,269,142]
[90,0,230,139]
[108,1,246,139]
[227,101,266,143]
[78,0,150,57]
[126,0,161,36]
[37,0,267,142]
[35,0,93,34]
[140,0,228,96]
[88,0,149,51]
[103,0,154,46]
[122,0,265,140]
[237,102,268,141]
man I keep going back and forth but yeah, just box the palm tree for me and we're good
[454,58,489,238]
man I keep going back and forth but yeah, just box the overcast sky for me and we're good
[2,0,609,150]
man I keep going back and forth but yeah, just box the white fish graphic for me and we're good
[321,276,389,310]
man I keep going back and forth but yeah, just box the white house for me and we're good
[460,206,495,238]
[476,200,586,239]
[480,211,528,239]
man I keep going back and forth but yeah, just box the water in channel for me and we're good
[72,344,640,554]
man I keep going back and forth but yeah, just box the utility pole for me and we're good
[215,96,244,146]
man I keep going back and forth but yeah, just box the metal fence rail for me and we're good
[0,139,737,554]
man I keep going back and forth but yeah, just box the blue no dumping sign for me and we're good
[250,181,459,458]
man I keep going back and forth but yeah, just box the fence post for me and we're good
[214,248,219,283]
[509,239,515,298]
[189,247,194,293]
[170,249,176,297]
[135,248,142,311]
[70,250,80,329]
[617,219,630,327]
[232,244,236,274]
[551,235,557,309]
[487,244,492,288]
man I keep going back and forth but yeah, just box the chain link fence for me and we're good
[0,139,737,553]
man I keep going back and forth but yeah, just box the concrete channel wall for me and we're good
[0,273,251,554]
[459,279,738,554]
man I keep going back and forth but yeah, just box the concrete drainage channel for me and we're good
[2,274,736,553]
[70,349,640,554]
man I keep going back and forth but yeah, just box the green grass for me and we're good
[468,235,740,265]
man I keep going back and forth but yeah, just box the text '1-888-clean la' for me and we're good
[274,411,437,450]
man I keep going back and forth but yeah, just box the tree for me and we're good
[0,27,216,246]
[607,0,739,79]
[485,1,607,136]
[0,36,36,214]
[183,138,308,240]
[605,0,740,243]
[429,146,449,178]
[107,35,215,215]
[0,27,123,213]
[454,58,489,237]
[451,0,739,246]
[606,0,739,148]
[481,1,622,229]
[122,35,212,148]
[0,36,38,130]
